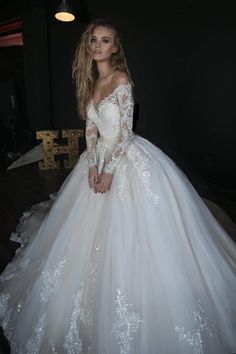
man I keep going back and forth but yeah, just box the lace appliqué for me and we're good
[116,162,128,200]
[94,91,118,113]
[175,300,214,354]
[97,142,107,175]
[0,293,11,320]
[63,234,103,354]
[0,293,25,344]
[112,289,142,354]
[40,258,66,303]
[0,236,30,283]
[136,139,164,176]
[127,144,159,205]
[0,293,14,333]
[63,286,85,353]
[26,312,46,354]
[84,233,102,326]
[0,261,24,283]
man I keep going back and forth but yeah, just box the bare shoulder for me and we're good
[112,71,130,87]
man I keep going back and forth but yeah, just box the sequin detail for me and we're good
[63,286,85,353]
[16,301,23,313]
[175,300,214,354]
[49,341,58,353]
[40,258,66,303]
[112,289,142,354]
[127,144,159,205]
[26,313,46,354]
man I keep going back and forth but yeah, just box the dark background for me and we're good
[0,0,236,200]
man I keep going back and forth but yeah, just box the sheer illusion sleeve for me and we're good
[103,83,134,174]
[86,117,98,168]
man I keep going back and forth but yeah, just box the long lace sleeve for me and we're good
[86,117,98,168]
[103,83,134,174]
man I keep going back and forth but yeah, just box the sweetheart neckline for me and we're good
[92,82,131,111]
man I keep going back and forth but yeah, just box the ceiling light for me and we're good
[55,0,75,22]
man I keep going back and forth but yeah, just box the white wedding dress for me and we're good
[0,83,236,354]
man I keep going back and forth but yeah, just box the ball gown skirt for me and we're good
[0,83,236,354]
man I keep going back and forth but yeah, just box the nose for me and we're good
[95,40,101,48]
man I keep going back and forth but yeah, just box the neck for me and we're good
[97,62,113,80]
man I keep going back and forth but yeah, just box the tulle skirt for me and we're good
[0,134,236,354]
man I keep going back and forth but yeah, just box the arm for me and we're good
[103,83,134,175]
[86,117,99,192]
[86,117,98,168]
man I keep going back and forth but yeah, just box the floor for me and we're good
[0,161,235,353]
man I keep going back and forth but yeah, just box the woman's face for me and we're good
[90,26,117,62]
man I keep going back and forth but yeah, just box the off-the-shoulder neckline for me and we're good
[92,82,131,111]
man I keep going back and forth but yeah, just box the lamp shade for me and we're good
[55,0,75,22]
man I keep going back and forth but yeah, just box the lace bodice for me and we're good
[86,83,134,174]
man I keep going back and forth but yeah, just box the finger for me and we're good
[93,181,98,193]
[92,180,98,193]
[102,185,107,193]
[95,182,99,193]
[89,174,94,188]
[99,187,103,193]
[91,178,95,191]
[92,180,95,192]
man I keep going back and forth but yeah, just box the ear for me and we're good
[112,45,118,54]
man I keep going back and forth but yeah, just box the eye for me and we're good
[90,38,96,43]
[102,38,110,43]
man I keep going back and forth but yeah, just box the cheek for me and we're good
[104,45,115,54]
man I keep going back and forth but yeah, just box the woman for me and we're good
[0,19,236,354]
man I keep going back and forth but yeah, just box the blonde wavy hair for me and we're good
[72,19,132,119]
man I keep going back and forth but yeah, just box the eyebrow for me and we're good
[91,35,112,40]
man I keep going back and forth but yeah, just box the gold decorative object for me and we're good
[36,129,84,170]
